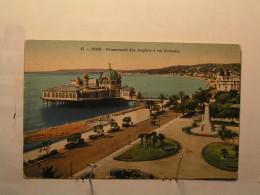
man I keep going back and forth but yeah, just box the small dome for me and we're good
[102,69,119,80]
[83,72,88,77]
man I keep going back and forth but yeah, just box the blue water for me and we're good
[24,73,207,132]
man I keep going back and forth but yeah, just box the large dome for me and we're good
[102,69,119,80]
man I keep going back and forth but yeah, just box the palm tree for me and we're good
[158,94,166,111]
[138,134,144,147]
[151,132,157,148]
[41,165,63,178]
[170,94,179,109]
[158,133,166,148]
[145,134,150,148]
[178,91,185,103]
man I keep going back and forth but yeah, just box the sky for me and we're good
[24,40,241,72]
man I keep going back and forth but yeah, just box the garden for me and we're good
[115,132,180,161]
[202,142,238,172]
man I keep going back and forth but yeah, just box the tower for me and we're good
[83,72,89,91]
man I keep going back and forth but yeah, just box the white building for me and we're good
[216,69,240,92]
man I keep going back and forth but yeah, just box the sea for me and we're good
[24,73,207,133]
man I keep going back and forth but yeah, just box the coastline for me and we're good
[24,105,146,144]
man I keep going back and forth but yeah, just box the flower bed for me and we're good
[121,154,132,159]
[222,142,232,146]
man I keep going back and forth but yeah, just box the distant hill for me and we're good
[25,63,241,74]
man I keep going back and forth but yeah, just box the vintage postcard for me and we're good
[24,40,241,180]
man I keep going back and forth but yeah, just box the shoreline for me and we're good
[24,105,146,144]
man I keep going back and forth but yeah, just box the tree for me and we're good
[94,124,104,135]
[218,128,237,144]
[158,133,166,148]
[111,121,118,129]
[152,105,161,114]
[67,133,83,144]
[185,99,199,113]
[145,100,155,109]
[151,132,157,148]
[192,89,208,104]
[233,145,239,157]
[158,94,166,111]
[145,134,150,148]
[39,141,52,156]
[122,117,131,127]
[178,91,185,103]
[138,134,145,147]
[221,149,228,159]
[176,102,185,116]
[168,94,179,109]
[41,165,63,178]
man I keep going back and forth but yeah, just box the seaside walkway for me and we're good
[24,110,181,178]
[24,107,151,162]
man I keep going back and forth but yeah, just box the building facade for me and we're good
[216,69,240,92]
[42,65,141,102]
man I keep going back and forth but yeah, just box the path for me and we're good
[90,118,238,179]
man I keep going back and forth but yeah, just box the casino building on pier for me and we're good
[41,64,141,102]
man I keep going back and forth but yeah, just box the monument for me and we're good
[200,102,215,133]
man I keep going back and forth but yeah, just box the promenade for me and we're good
[24,107,150,162]
[24,109,181,178]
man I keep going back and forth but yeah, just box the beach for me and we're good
[24,105,146,144]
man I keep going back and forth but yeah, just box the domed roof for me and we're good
[102,69,119,80]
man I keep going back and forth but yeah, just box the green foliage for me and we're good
[203,143,238,172]
[192,89,208,103]
[94,124,104,134]
[123,117,131,123]
[66,133,84,149]
[115,139,180,161]
[39,141,52,156]
[110,121,118,128]
[152,105,161,113]
[108,126,120,133]
[36,149,59,161]
[185,99,199,113]
[67,133,81,143]
[89,133,104,140]
[41,165,63,178]
[218,129,238,143]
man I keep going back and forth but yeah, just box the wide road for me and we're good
[24,110,181,178]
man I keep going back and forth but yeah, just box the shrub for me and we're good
[122,123,130,127]
[65,142,77,149]
[182,126,191,133]
[108,126,120,133]
[162,145,175,151]
[89,133,104,140]
[49,149,58,156]
[192,122,197,128]
[110,169,156,179]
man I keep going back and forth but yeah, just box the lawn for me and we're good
[203,142,238,172]
[115,139,180,161]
